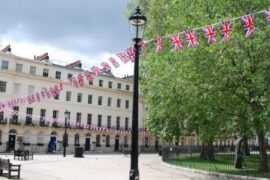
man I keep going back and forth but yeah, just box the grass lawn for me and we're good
[167,153,270,178]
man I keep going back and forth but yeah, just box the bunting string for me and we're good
[148,9,267,43]
[0,9,269,136]
[0,107,150,136]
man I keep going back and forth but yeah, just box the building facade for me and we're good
[0,51,156,153]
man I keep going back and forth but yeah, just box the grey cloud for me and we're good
[0,0,132,57]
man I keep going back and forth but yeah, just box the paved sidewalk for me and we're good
[0,154,209,180]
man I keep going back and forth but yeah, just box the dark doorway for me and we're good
[115,138,119,152]
[85,138,91,151]
[50,136,57,153]
[8,135,16,151]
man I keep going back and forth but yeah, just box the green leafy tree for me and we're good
[130,0,270,172]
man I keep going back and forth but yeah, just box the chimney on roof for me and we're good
[34,52,49,61]
[1,45,11,52]
[66,60,82,69]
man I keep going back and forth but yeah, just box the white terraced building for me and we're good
[0,48,157,153]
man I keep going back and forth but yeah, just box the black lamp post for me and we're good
[63,110,68,157]
[129,7,147,180]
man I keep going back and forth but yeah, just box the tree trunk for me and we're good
[243,136,250,156]
[257,132,269,172]
[200,141,215,161]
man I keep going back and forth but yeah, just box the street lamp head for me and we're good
[129,7,147,43]
[64,110,68,119]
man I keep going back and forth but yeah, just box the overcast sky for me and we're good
[0,0,135,76]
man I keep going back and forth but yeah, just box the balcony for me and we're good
[39,120,49,127]
[9,119,21,125]
[75,123,84,129]
[25,120,34,126]
[52,121,60,128]
[0,118,7,124]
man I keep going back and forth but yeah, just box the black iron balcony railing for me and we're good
[39,120,48,127]
[52,121,60,128]
[9,118,20,125]
[0,118,7,124]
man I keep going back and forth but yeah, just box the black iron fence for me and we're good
[162,145,270,178]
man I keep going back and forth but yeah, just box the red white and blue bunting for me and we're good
[0,107,150,136]
[148,9,268,52]
[0,9,269,136]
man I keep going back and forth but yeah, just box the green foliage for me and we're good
[137,0,270,145]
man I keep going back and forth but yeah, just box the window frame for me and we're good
[43,68,49,77]
[76,113,82,123]
[1,60,9,69]
[66,91,71,101]
[117,99,121,108]
[107,116,111,128]
[98,96,103,106]
[117,83,121,89]
[125,117,129,130]
[77,93,82,103]
[98,115,102,127]
[0,81,7,92]
[107,97,112,107]
[116,116,120,130]
[125,100,129,109]
[108,81,112,88]
[29,66,37,75]
[88,94,93,104]
[99,79,103,87]
[15,63,23,72]
[28,85,35,95]
[55,71,61,80]
[13,83,21,95]
[87,114,92,125]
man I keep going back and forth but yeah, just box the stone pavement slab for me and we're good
[0,154,209,180]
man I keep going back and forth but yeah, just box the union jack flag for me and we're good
[117,53,130,64]
[241,14,255,37]
[170,33,183,51]
[220,21,232,42]
[91,66,102,76]
[264,10,270,25]
[184,30,199,48]
[77,74,84,87]
[126,47,135,62]
[84,70,94,82]
[202,25,218,44]
[138,40,148,49]
[155,37,163,53]
[101,62,111,72]
[35,92,41,102]
[108,57,120,68]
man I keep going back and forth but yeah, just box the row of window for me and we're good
[0,109,130,130]
[0,81,130,109]
[64,92,130,109]
[98,79,130,91]
[0,60,131,91]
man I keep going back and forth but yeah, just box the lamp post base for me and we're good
[129,169,139,180]
[63,150,66,157]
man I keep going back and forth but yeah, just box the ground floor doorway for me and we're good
[49,136,57,153]
[85,138,91,151]
[114,136,120,152]
[8,134,16,151]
